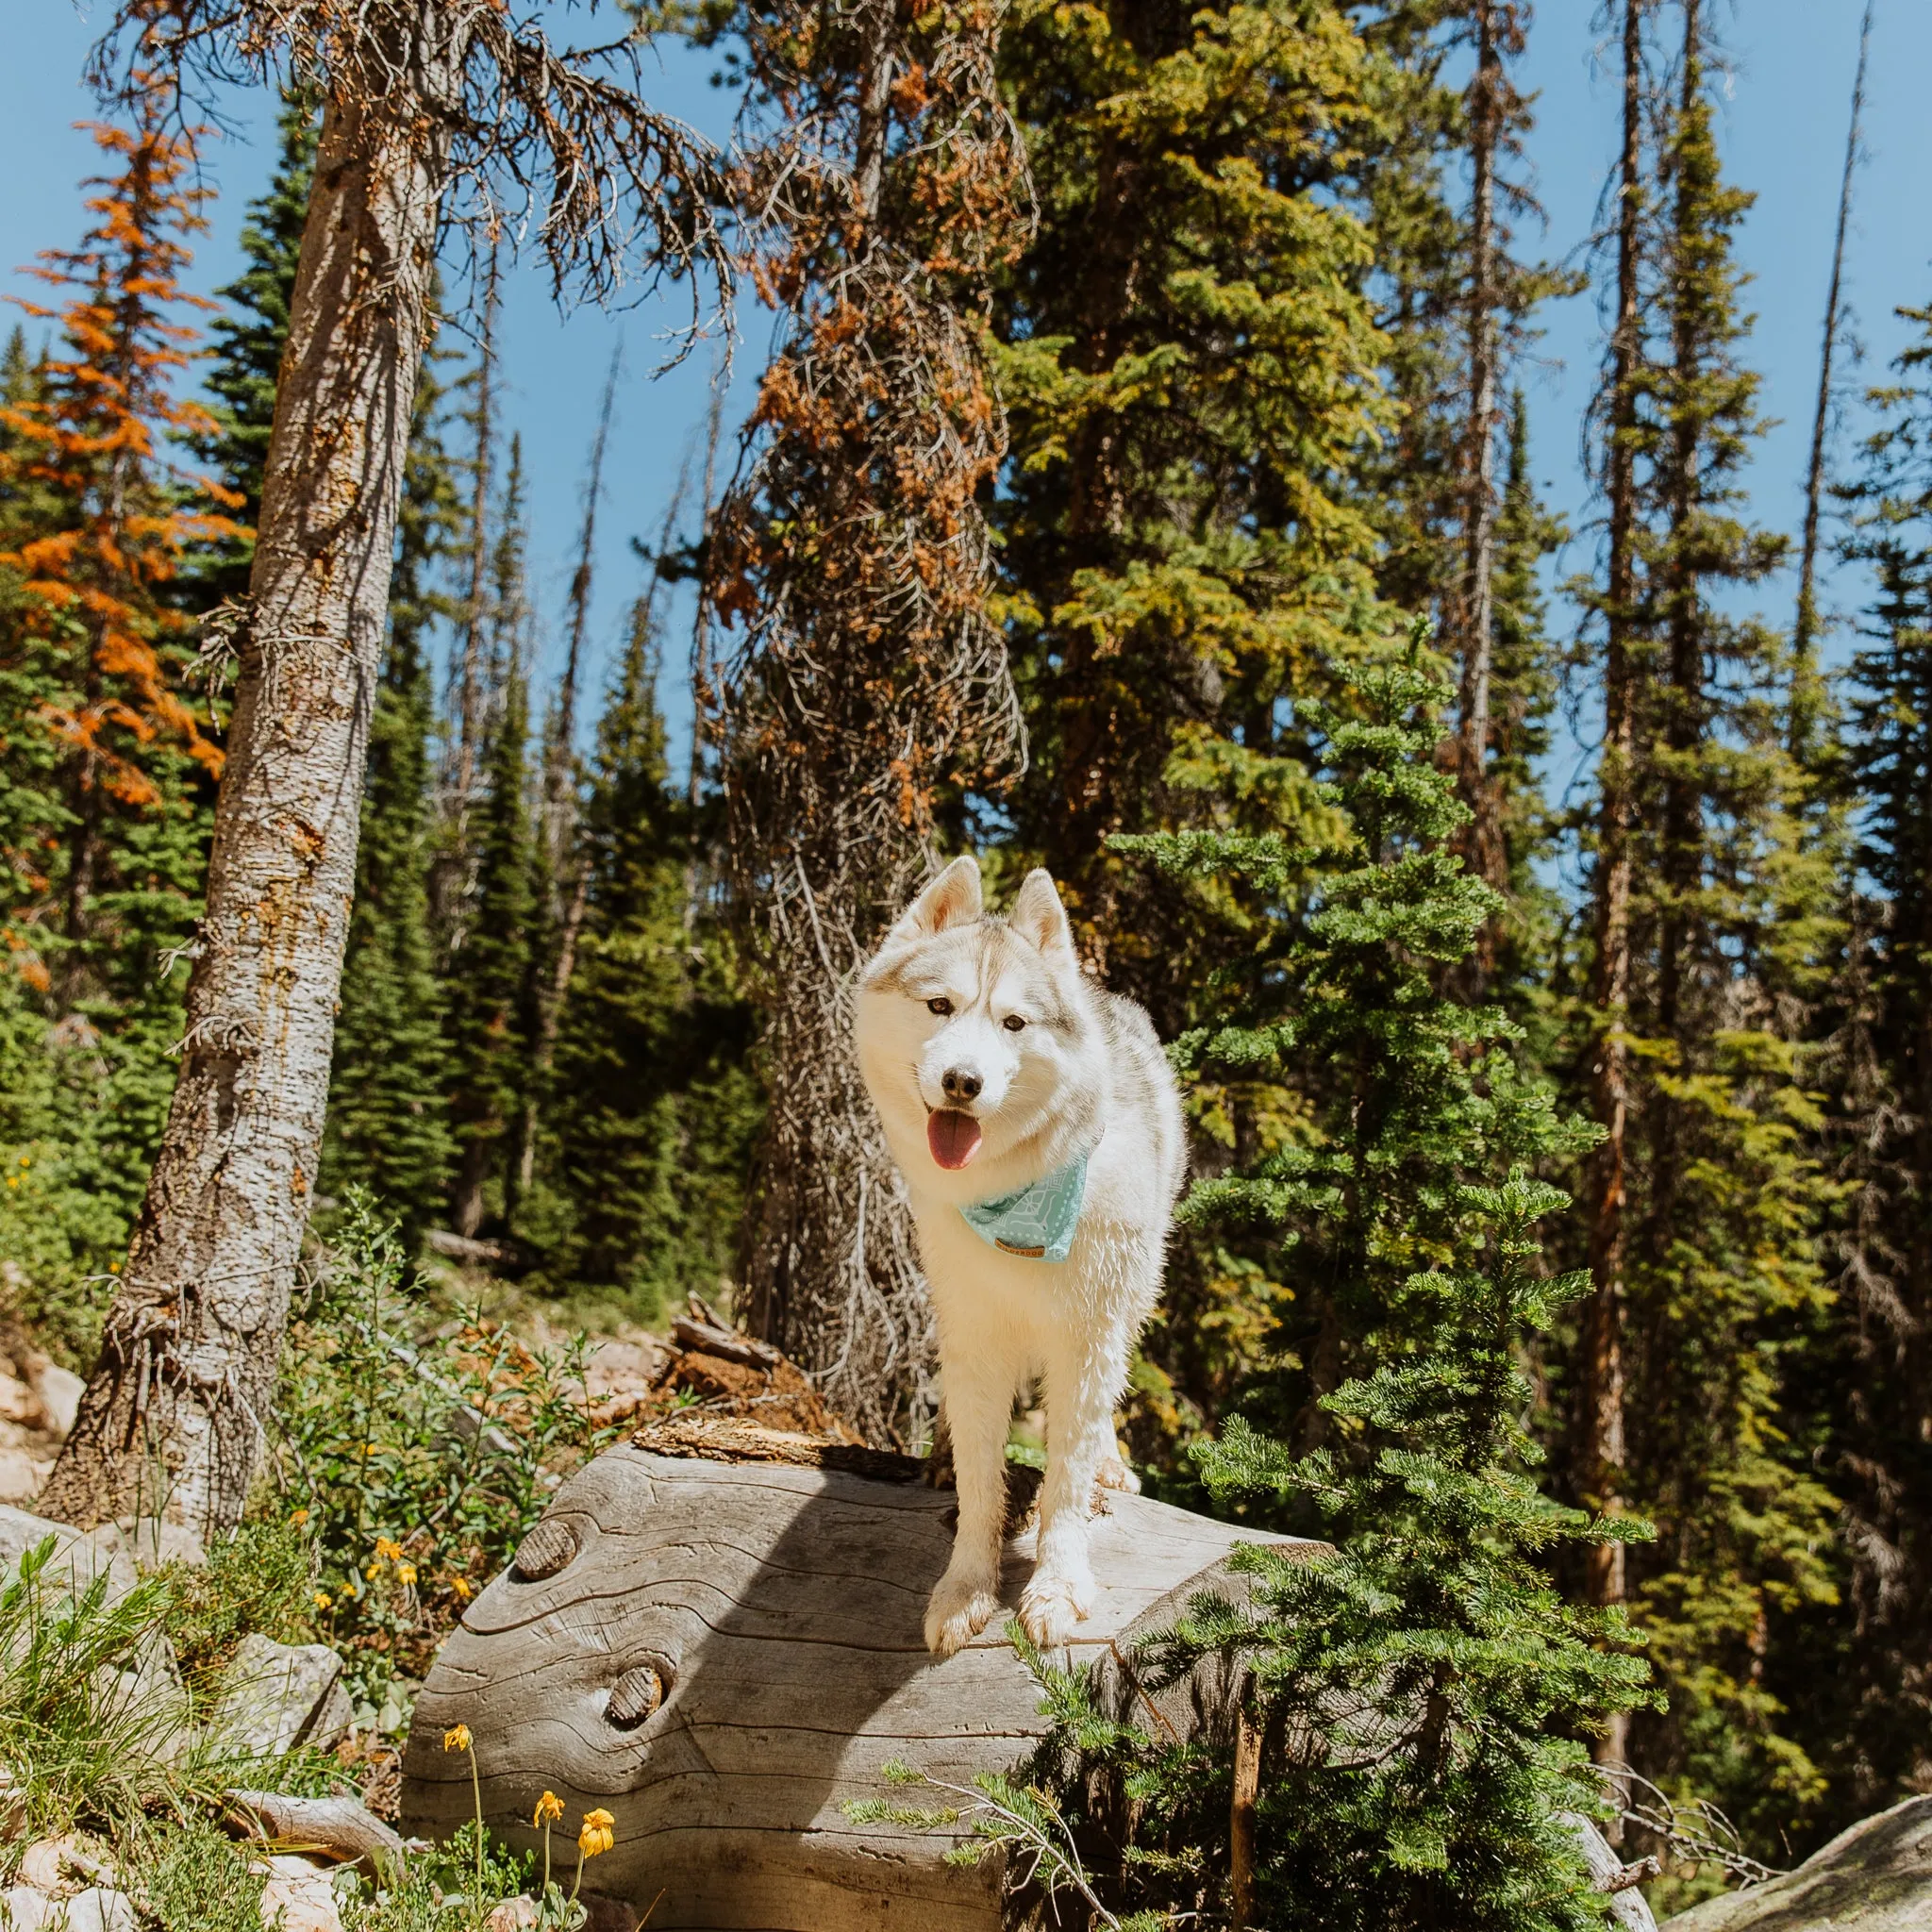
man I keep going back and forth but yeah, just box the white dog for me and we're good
[855,856,1185,1655]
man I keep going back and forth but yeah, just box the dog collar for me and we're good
[959,1154,1090,1262]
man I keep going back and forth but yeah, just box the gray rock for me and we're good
[208,1633,351,1760]
[61,1889,137,1932]
[89,1639,192,1765]
[0,1886,61,1931]
[1662,1795,1932,1932]
[0,1506,137,1603]
[30,1367,81,1441]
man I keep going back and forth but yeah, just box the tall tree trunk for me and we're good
[42,26,467,1536]
[1457,0,1505,908]
[512,347,620,1205]
[450,242,499,822]
[1578,0,1647,1774]
[1791,0,1872,758]
[1649,0,1707,1274]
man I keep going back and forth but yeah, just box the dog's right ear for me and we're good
[889,855,983,943]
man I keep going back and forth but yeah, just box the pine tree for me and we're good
[443,439,537,1240]
[43,0,732,1537]
[1079,638,1650,1930]
[533,593,758,1317]
[0,105,237,1333]
[992,0,1391,994]
[0,100,236,993]
[988,0,1403,1451]
[322,328,459,1240]
[1567,0,1841,1834]
[192,92,319,605]
[1817,297,1932,1815]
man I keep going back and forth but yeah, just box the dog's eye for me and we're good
[1003,1014,1027,1032]
[926,998,953,1017]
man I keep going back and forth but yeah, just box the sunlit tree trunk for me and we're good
[42,27,466,1535]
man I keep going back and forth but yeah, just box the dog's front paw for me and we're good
[1019,1565,1093,1648]
[925,1570,1002,1657]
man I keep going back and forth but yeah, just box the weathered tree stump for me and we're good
[401,1427,1317,1930]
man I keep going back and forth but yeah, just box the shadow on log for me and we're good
[400,1423,1320,1929]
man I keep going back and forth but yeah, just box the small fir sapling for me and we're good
[1077,632,1659,1929]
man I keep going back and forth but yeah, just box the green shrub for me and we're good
[263,1195,620,1709]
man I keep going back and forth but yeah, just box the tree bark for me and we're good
[41,22,468,1537]
[1579,0,1647,1774]
[1791,0,1872,758]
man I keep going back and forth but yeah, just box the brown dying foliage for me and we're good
[710,0,1032,1437]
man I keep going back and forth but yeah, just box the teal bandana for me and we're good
[959,1154,1090,1263]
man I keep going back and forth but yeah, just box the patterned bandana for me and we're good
[958,1154,1090,1263]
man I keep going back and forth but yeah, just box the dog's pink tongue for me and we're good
[927,1109,983,1171]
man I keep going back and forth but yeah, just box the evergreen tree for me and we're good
[443,439,537,1239]
[1075,638,1651,1929]
[531,594,759,1317]
[990,0,1398,1449]
[0,102,234,1303]
[192,92,319,604]
[992,0,1391,993]
[1567,0,1841,1834]
[1815,299,1932,1816]
[322,326,459,1240]
[0,101,234,989]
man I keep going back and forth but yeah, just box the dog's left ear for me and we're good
[1009,869,1073,957]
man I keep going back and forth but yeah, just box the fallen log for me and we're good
[400,1424,1319,1930]
[223,1790,406,1878]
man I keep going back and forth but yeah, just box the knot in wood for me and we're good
[508,1518,579,1582]
[606,1660,671,1729]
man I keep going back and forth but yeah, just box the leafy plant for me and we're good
[117,1813,272,1932]
[265,1195,619,1707]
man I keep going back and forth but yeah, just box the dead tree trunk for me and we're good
[1791,0,1873,758]
[42,31,467,1535]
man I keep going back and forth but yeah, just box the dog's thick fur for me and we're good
[856,857,1185,1654]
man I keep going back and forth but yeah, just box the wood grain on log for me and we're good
[401,1441,1320,1930]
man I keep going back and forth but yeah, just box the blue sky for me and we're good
[4,1,1926,784]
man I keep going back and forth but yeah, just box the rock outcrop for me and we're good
[1663,1795,1932,1932]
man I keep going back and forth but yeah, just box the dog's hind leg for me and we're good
[924,1356,1014,1657]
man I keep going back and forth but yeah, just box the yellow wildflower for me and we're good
[290,1507,309,1526]
[577,1808,615,1858]
[375,1536,404,1562]
[451,1575,474,1601]
[6,1176,18,1189]
[364,1563,382,1580]
[533,1790,564,1828]
[442,1724,472,1754]
[395,1561,417,1587]
[312,1591,332,1610]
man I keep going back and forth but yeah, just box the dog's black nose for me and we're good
[941,1068,982,1102]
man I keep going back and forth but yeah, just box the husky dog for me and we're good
[856,856,1185,1655]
